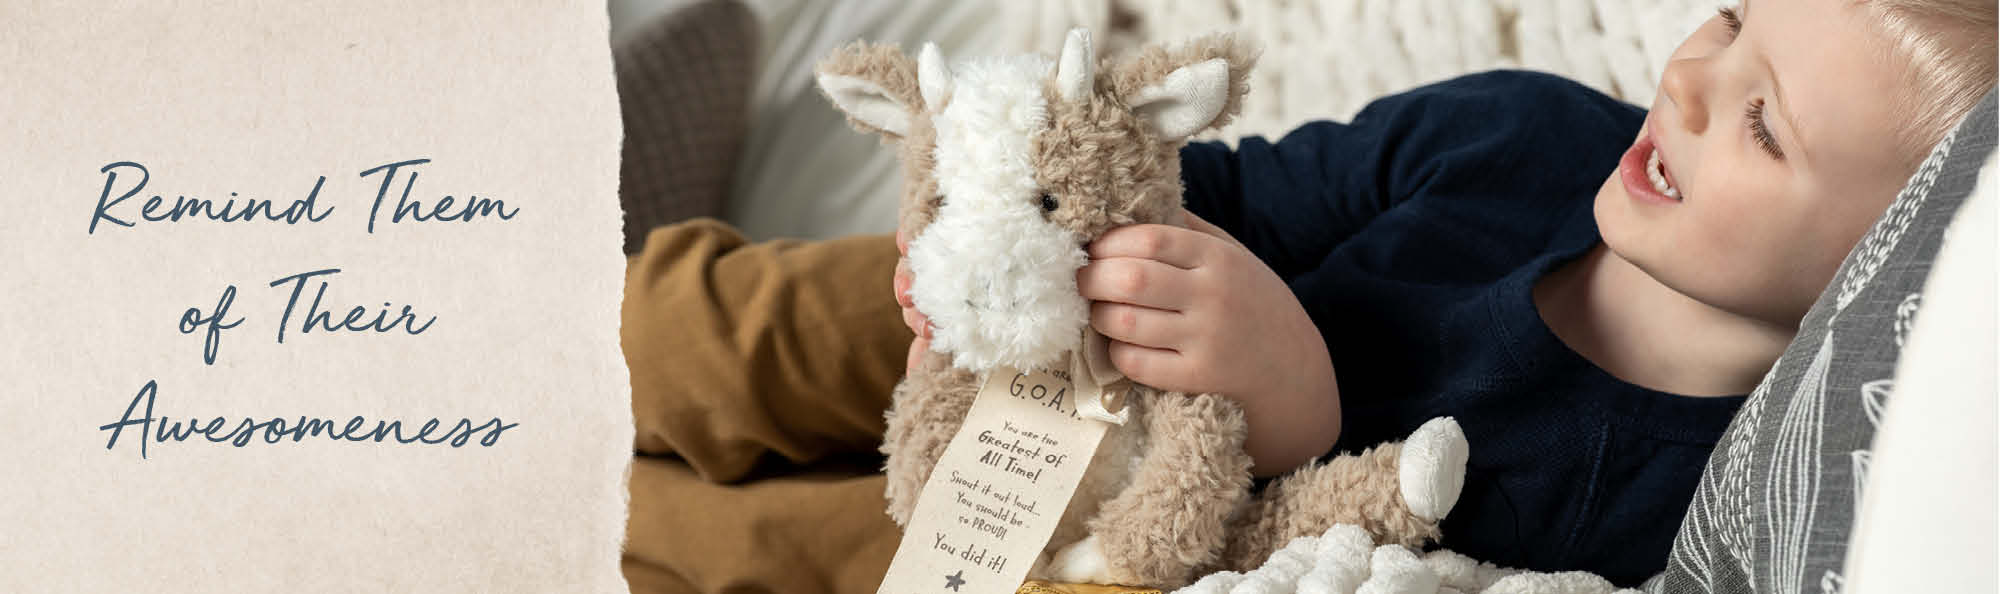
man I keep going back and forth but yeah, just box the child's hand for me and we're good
[893,228,931,373]
[1077,210,1342,476]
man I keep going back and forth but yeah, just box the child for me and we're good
[621,1,1995,592]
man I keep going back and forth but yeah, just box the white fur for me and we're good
[1397,417,1468,522]
[907,53,1089,372]
[1127,57,1231,141]
[815,72,910,136]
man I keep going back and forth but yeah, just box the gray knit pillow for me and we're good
[614,0,758,254]
[1645,89,1997,594]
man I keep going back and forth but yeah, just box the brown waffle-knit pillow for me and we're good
[613,0,757,254]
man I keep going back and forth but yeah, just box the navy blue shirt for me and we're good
[1179,71,1745,586]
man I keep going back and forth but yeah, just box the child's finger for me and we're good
[1087,224,1208,269]
[894,258,915,308]
[906,336,929,372]
[902,307,930,338]
[1104,339,1187,391]
[1077,257,1195,311]
[1090,301,1187,350]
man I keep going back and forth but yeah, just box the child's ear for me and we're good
[815,41,950,141]
[1108,33,1259,143]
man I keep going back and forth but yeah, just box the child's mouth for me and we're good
[1619,131,1685,205]
[1646,146,1680,199]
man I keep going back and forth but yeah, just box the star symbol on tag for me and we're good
[943,569,966,592]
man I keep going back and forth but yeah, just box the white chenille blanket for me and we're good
[1174,524,1638,594]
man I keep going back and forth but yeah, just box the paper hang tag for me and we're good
[877,363,1116,594]
[1070,327,1129,425]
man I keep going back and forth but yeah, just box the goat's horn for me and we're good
[1055,28,1092,103]
[919,42,952,109]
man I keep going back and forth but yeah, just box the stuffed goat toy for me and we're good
[817,29,1471,589]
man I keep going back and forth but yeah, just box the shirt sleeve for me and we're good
[1179,118,1404,281]
[1178,70,1644,282]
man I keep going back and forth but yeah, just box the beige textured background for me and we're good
[0,2,631,592]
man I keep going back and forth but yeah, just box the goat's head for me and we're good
[818,29,1256,372]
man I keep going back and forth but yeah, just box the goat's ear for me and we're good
[1109,33,1258,143]
[815,41,929,140]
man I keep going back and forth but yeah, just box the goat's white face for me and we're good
[907,53,1089,373]
[815,28,1242,374]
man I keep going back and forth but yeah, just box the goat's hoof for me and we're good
[1398,417,1469,522]
[1046,534,1117,584]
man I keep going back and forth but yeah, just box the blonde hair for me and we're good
[1865,0,1998,161]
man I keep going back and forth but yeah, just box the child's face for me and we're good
[1594,0,1916,326]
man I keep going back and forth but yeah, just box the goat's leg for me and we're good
[1048,391,1254,588]
[1220,417,1466,571]
[879,352,981,526]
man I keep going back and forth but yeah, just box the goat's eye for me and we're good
[1039,194,1059,212]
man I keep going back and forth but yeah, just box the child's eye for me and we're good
[1718,6,1743,39]
[1743,98,1786,160]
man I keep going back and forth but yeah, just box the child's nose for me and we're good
[1659,56,1713,134]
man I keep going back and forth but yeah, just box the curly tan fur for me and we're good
[879,349,978,525]
[1085,391,1255,586]
[1217,443,1443,573]
[1030,33,1258,240]
[892,118,944,239]
[1033,85,1182,239]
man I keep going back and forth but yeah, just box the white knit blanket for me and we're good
[1173,524,1641,594]
[999,0,1718,143]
